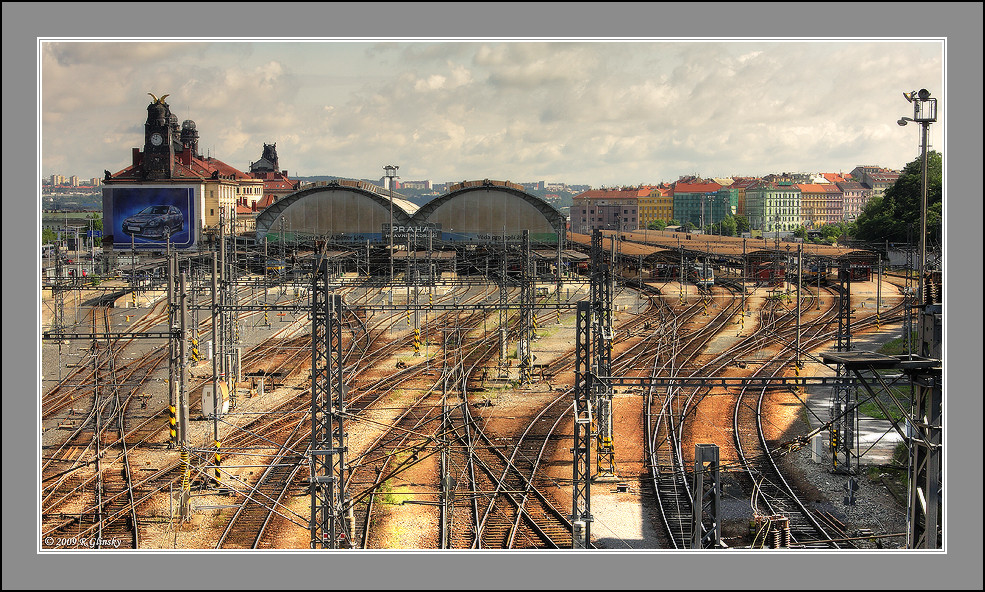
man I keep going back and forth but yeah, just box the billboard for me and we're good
[104,186,198,249]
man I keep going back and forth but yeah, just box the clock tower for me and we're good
[144,93,174,180]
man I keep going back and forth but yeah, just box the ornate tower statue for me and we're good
[144,93,175,180]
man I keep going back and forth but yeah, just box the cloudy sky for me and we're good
[41,37,943,188]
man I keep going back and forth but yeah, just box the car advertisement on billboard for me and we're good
[106,186,197,249]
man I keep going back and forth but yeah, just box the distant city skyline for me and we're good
[41,39,943,188]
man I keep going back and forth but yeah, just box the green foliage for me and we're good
[817,222,853,244]
[42,227,58,245]
[793,225,807,239]
[706,215,738,236]
[854,150,942,242]
[733,215,750,234]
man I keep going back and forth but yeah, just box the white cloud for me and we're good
[41,40,943,186]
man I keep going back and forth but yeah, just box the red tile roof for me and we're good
[255,194,278,209]
[107,149,253,182]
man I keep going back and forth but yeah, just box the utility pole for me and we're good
[498,229,508,376]
[384,165,398,303]
[898,88,942,549]
[796,244,802,376]
[178,270,191,520]
[211,254,222,486]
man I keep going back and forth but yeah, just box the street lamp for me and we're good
[897,89,937,311]
[384,165,399,296]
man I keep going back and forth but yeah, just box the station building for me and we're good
[102,96,263,252]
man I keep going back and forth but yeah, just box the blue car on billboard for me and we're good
[122,205,184,239]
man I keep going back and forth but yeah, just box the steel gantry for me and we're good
[309,255,350,549]
[830,261,857,480]
[909,295,943,549]
[590,230,616,479]
[691,443,722,549]
[520,230,535,385]
[498,232,509,376]
[571,301,594,549]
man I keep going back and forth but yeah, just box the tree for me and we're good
[793,225,807,239]
[733,215,750,235]
[719,215,737,236]
[854,150,942,243]
[705,216,737,236]
[820,222,852,244]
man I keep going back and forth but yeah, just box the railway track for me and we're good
[41,251,914,551]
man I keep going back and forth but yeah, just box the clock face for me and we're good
[150,132,163,146]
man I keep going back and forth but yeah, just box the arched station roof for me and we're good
[411,181,565,239]
[254,179,564,242]
[254,180,417,239]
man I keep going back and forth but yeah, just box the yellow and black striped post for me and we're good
[407,310,412,327]
[264,306,270,327]
[829,428,838,470]
[213,440,222,485]
[131,290,137,309]
[168,404,177,447]
[532,314,538,337]
[429,291,433,307]
[180,448,191,518]
[556,307,562,325]
[191,335,200,363]
[413,328,421,356]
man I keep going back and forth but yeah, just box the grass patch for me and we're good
[858,400,906,422]
[857,385,912,422]
[876,331,919,356]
